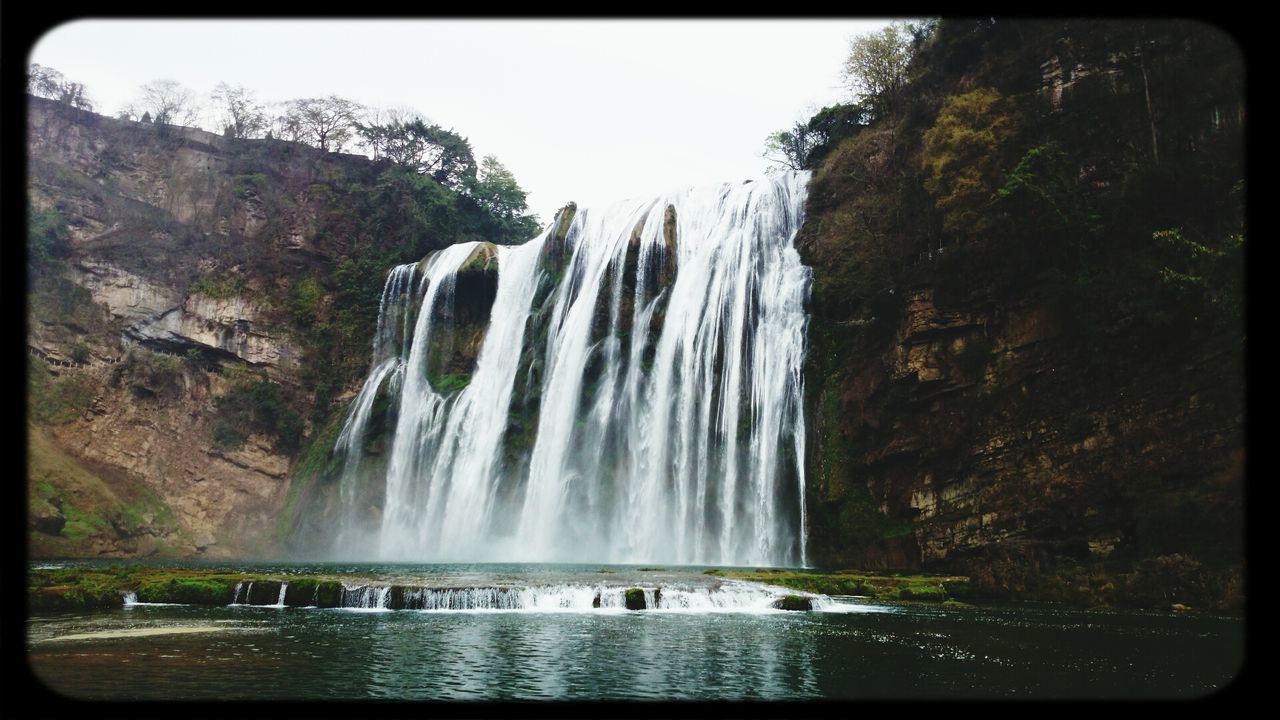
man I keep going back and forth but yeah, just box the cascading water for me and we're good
[331,172,811,566]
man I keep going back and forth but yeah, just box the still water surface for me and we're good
[27,563,1242,700]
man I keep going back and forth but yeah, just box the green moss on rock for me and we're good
[624,587,646,610]
[243,579,284,605]
[138,577,238,605]
[773,594,814,611]
[898,584,946,602]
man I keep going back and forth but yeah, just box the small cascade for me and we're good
[808,595,897,614]
[655,583,787,611]
[64,574,858,613]
[342,584,392,610]
[355,582,791,612]
[273,582,289,608]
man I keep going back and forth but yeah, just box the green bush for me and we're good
[921,87,1021,237]
[232,173,270,199]
[69,342,91,364]
[288,275,325,325]
[190,275,246,300]
[213,373,305,453]
[28,203,72,277]
[29,358,95,424]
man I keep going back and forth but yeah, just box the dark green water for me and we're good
[26,563,1243,700]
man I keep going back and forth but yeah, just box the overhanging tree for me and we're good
[763,120,820,174]
[465,155,540,242]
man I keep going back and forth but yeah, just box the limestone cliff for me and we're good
[799,19,1245,611]
[25,95,493,557]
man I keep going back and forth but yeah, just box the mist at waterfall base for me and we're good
[326,173,811,566]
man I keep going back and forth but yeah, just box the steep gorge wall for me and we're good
[26,98,414,558]
[800,20,1245,610]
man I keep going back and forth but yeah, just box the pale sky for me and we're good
[30,19,892,225]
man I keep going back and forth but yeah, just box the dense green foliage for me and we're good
[28,358,94,424]
[921,87,1021,235]
[212,369,305,453]
[802,19,1244,346]
[357,116,478,189]
[802,103,872,169]
[28,203,73,278]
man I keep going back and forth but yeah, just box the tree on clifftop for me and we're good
[134,79,200,126]
[356,109,478,190]
[27,64,93,111]
[211,82,268,139]
[842,22,918,119]
[280,96,364,152]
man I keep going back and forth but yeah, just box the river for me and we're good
[26,562,1241,700]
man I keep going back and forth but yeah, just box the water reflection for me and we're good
[356,612,820,699]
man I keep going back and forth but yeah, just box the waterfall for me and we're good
[334,263,421,545]
[332,172,811,566]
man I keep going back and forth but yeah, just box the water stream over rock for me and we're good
[333,173,812,566]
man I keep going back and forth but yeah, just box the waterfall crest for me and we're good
[332,172,812,566]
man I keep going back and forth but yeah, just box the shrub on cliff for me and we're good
[213,371,305,453]
[921,87,1021,238]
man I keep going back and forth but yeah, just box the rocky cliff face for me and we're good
[803,279,1243,601]
[26,98,364,557]
[73,260,302,371]
[799,20,1245,611]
